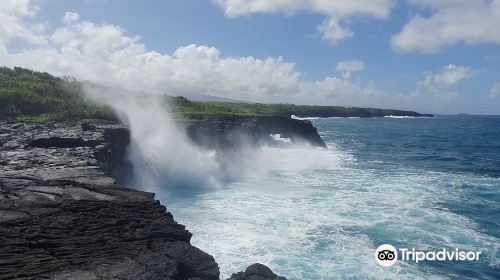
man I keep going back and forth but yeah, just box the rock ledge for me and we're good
[0,120,291,280]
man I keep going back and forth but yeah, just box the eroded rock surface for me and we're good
[186,115,326,150]
[0,120,291,280]
[0,121,218,280]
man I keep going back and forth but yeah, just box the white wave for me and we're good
[291,115,320,120]
[219,143,353,182]
[168,149,500,280]
[291,115,363,120]
[270,134,291,143]
[384,115,417,118]
[257,144,352,173]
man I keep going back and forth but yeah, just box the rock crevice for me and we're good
[0,117,302,279]
[0,121,218,280]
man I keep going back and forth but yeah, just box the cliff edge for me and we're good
[0,121,219,280]
[0,116,303,279]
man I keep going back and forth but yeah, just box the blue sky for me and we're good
[2,0,500,114]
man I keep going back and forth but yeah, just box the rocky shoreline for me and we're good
[0,116,323,279]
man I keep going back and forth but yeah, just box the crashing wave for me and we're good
[291,115,320,120]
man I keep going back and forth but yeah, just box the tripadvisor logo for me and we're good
[375,244,482,267]
[375,244,398,267]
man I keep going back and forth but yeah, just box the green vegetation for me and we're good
[0,67,115,122]
[0,66,431,122]
[173,99,430,118]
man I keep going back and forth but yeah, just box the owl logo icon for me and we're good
[375,244,398,267]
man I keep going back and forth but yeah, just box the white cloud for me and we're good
[306,77,388,107]
[214,0,395,45]
[336,60,365,79]
[490,84,500,98]
[420,64,474,90]
[214,0,394,18]
[0,8,387,107]
[397,64,475,110]
[2,1,494,114]
[317,17,353,45]
[62,12,80,24]
[391,0,500,53]
[0,0,46,53]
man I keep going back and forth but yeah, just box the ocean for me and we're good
[167,115,500,279]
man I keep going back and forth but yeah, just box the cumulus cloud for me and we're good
[2,1,493,114]
[421,64,474,89]
[386,64,478,113]
[400,64,474,106]
[62,12,80,24]
[0,0,46,53]
[490,84,500,99]
[214,0,395,45]
[317,17,353,45]
[0,7,387,107]
[391,0,500,53]
[336,60,365,79]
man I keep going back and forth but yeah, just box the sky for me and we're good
[1,0,499,114]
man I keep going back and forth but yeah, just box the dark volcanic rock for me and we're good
[185,115,326,176]
[0,118,304,279]
[0,121,218,280]
[255,116,326,148]
[29,137,101,148]
[185,115,327,150]
[226,264,287,280]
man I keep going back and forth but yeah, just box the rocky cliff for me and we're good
[185,115,326,150]
[0,116,320,279]
[0,121,221,280]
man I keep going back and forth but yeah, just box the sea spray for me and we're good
[227,145,350,180]
[83,83,339,194]
[168,116,500,279]
[83,85,223,194]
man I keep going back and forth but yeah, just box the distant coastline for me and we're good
[0,66,433,122]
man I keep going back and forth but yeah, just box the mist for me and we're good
[82,83,338,200]
[83,85,223,194]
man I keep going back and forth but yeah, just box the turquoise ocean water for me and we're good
[168,115,500,279]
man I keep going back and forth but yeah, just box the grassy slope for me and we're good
[0,66,431,122]
[0,67,115,122]
[176,100,431,118]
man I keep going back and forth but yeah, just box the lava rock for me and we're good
[0,119,302,280]
[0,121,219,280]
[185,115,327,150]
[226,263,287,280]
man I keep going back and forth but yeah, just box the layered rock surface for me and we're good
[0,117,306,279]
[186,115,326,150]
[0,121,218,280]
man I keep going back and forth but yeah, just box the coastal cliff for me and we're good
[185,115,326,150]
[0,121,219,280]
[0,115,316,279]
